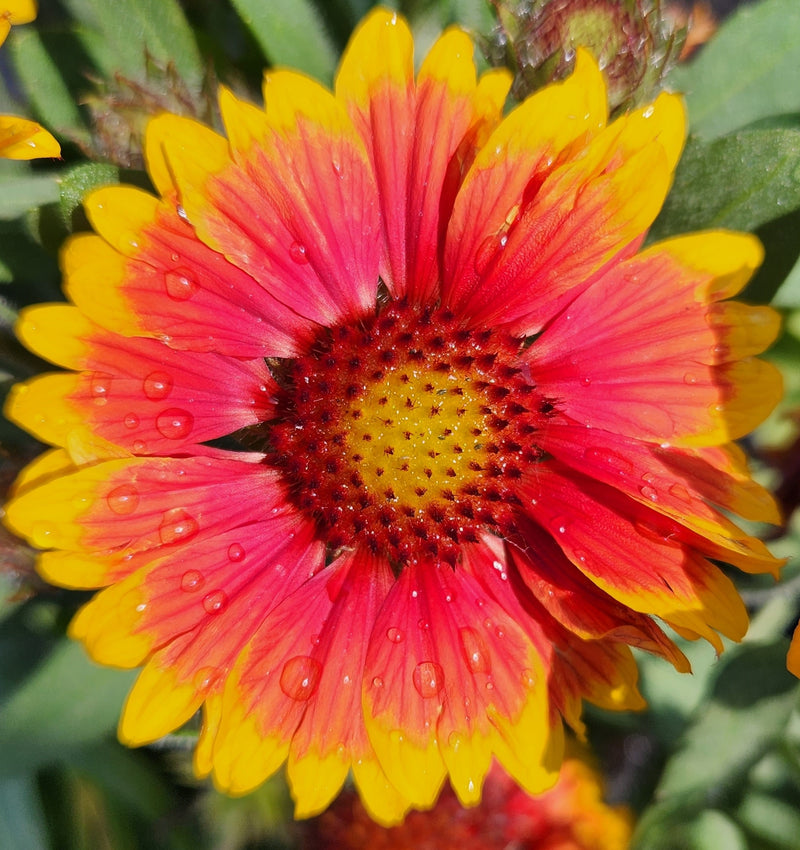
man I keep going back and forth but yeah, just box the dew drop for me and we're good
[194,666,220,693]
[289,241,309,264]
[106,484,139,515]
[89,372,113,405]
[386,627,405,644]
[448,731,463,751]
[158,508,199,544]
[280,655,322,701]
[132,439,147,453]
[124,413,140,430]
[180,569,204,592]
[683,372,698,385]
[474,233,507,276]
[417,618,430,630]
[669,483,691,502]
[459,627,491,674]
[372,676,384,689]
[156,408,194,440]
[639,484,659,502]
[164,269,199,301]
[332,159,344,179]
[202,589,228,614]
[227,542,246,562]
[521,668,536,689]
[553,516,570,534]
[412,660,444,699]
[143,371,174,400]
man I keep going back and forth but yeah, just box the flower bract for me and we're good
[3,6,783,825]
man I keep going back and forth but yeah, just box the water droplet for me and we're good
[143,371,173,400]
[124,413,140,430]
[485,680,494,691]
[444,592,455,603]
[158,508,199,545]
[683,372,698,385]
[639,485,658,502]
[280,655,322,701]
[668,483,691,502]
[194,666,220,693]
[447,731,463,751]
[180,569,204,592]
[132,439,147,453]
[521,668,536,689]
[474,233,507,276]
[417,618,430,630]
[164,269,199,301]
[227,542,246,562]
[89,372,113,405]
[332,159,344,179]
[412,661,444,699]
[202,589,228,614]
[289,241,309,264]
[581,375,592,386]
[553,516,569,534]
[459,627,491,673]
[372,676,384,689]
[386,627,405,644]
[106,484,139,515]
[156,408,194,440]
[582,446,634,475]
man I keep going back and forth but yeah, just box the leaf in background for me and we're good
[651,129,800,239]
[0,174,60,222]
[229,0,339,84]
[60,0,204,91]
[668,0,800,139]
[0,777,49,850]
[7,28,90,145]
[0,637,136,778]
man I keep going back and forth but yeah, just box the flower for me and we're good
[3,6,783,826]
[304,751,632,849]
[0,1,60,159]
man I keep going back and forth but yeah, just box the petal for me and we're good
[211,552,393,805]
[444,84,685,334]
[520,463,750,652]
[0,115,60,159]
[540,424,783,570]
[10,306,274,454]
[155,76,379,327]
[70,185,308,357]
[788,623,800,679]
[528,232,781,447]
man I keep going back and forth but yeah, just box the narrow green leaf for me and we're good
[668,0,800,138]
[229,0,339,83]
[8,28,89,143]
[0,639,136,777]
[737,791,800,850]
[0,174,60,222]
[0,777,48,850]
[61,0,204,90]
[650,129,800,241]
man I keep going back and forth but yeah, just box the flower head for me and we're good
[4,7,782,825]
[0,1,60,159]
[304,752,632,849]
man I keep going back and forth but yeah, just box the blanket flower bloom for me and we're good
[306,752,632,849]
[0,1,60,159]
[3,7,783,825]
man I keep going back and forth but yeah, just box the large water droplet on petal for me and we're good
[106,484,139,515]
[180,569,204,592]
[143,371,174,400]
[156,408,194,440]
[158,508,199,545]
[164,269,199,301]
[459,627,491,673]
[280,655,322,701]
[289,241,309,264]
[386,627,405,644]
[668,483,691,502]
[202,589,227,614]
[412,660,444,699]
[124,413,140,430]
[227,543,246,562]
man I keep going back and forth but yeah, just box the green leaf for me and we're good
[229,0,339,84]
[668,0,800,139]
[0,174,60,222]
[0,638,136,777]
[737,791,800,850]
[655,641,799,803]
[650,129,800,241]
[8,28,90,144]
[61,0,204,90]
[0,777,48,850]
[57,163,120,230]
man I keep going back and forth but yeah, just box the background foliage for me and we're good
[1,1,799,848]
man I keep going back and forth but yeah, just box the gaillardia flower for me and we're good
[0,1,60,159]
[3,7,783,825]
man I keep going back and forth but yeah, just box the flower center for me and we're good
[267,302,550,566]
